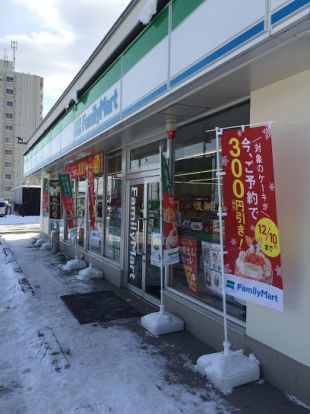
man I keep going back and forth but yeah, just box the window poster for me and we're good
[221,125,283,311]
[201,241,222,295]
[179,236,198,292]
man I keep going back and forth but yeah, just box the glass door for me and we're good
[127,177,161,303]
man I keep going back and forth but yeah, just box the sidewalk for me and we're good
[0,232,308,414]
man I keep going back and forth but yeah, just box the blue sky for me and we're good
[0,0,131,116]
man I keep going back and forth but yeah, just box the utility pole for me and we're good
[11,40,17,70]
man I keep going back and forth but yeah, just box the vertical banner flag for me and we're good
[87,166,96,229]
[49,179,61,220]
[221,125,283,311]
[42,178,49,217]
[161,153,179,265]
[59,174,76,230]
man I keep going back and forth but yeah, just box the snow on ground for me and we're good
[0,232,230,414]
[287,395,310,410]
[0,214,40,225]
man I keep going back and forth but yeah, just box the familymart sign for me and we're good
[74,85,120,139]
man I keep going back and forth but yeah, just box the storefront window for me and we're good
[171,102,250,321]
[64,153,104,250]
[130,140,167,171]
[105,153,122,261]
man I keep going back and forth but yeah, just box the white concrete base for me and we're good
[141,310,184,336]
[196,349,260,394]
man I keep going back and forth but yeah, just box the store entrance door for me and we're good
[127,177,161,304]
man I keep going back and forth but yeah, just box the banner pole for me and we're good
[216,126,230,356]
[87,167,93,268]
[159,144,164,314]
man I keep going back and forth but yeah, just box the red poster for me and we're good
[87,166,96,229]
[179,236,198,292]
[221,125,283,311]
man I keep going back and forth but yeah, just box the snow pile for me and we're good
[62,258,87,271]
[78,266,103,280]
[31,234,40,243]
[0,249,27,305]
[287,395,310,410]
[40,242,51,250]
[33,238,44,247]
[139,0,157,25]
[0,215,40,225]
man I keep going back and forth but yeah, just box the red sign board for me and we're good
[65,153,103,179]
[221,126,283,311]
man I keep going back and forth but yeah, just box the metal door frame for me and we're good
[125,174,160,305]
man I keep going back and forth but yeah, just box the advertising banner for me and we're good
[151,232,161,267]
[87,166,96,229]
[49,179,61,220]
[42,178,49,217]
[65,153,103,180]
[161,154,179,265]
[179,236,198,292]
[221,125,283,311]
[59,174,76,230]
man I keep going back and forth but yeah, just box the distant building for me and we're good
[0,59,43,200]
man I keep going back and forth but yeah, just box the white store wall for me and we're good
[248,69,310,366]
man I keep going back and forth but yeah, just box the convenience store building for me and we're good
[24,0,310,403]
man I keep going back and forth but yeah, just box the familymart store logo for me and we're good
[225,274,283,311]
[74,84,120,139]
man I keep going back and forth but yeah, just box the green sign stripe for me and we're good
[30,59,122,153]
[122,6,169,76]
[27,2,203,161]
[75,58,121,118]
[172,0,205,30]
